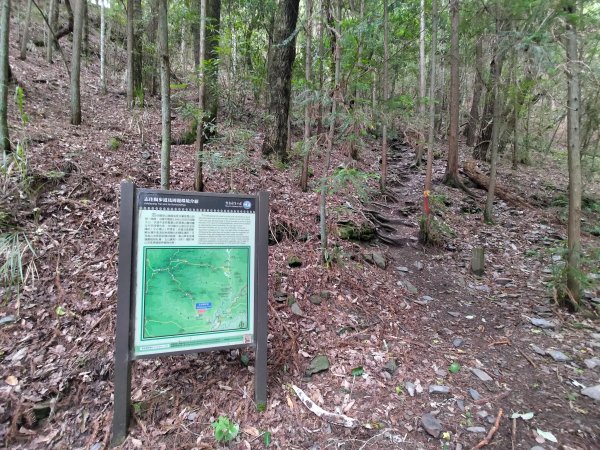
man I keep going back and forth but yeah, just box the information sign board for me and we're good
[111,183,268,445]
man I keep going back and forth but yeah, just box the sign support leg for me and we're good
[111,182,136,446]
[254,192,269,406]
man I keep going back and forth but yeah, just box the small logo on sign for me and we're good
[243,200,252,210]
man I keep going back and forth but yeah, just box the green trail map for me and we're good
[142,247,250,339]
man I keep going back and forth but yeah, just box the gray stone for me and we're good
[142,151,151,160]
[421,295,434,302]
[414,261,424,271]
[466,427,486,433]
[453,337,464,348]
[421,413,442,438]
[468,388,482,401]
[476,410,489,419]
[584,358,600,370]
[547,349,570,362]
[384,358,398,374]
[531,345,546,356]
[309,295,322,305]
[456,399,465,412]
[456,445,463,450]
[530,318,557,329]
[495,278,512,286]
[470,368,493,382]
[306,355,330,376]
[0,315,16,325]
[372,252,386,269]
[435,368,447,378]
[291,302,304,316]
[396,266,409,272]
[403,281,418,294]
[581,385,600,401]
[590,297,600,304]
[405,381,415,397]
[530,447,546,450]
[448,311,460,318]
[429,385,450,395]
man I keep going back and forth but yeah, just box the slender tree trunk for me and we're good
[316,0,326,136]
[443,0,460,186]
[483,13,504,223]
[70,0,84,125]
[46,0,56,62]
[147,0,159,96]
[159,0,171,190]
[204,0,221,137]
[261,0,301,160]
[127,0,142,107]
[100,1,106,93]
[381,0,389,190]
[194,0,207,191]
[465,38,483,146]
[320,0,340,263]
[300,0,312,192]
[0,0,10,154]
[424,0,437,196]
[126,0,134,107]
[565,0,581,305]
[511,54,518,169]
[418,0,426,117]
[19,0,32,60]
[55,0,73,42]
[82,0,88,56]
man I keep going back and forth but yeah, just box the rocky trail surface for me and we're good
[1,34,600,450]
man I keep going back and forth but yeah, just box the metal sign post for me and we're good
[111,182,269,446]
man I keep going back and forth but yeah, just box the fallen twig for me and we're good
[471,408,503,449]
[518,347,537,369]
[475,391,510,405]
[291,384,359,428]
[489,338,511,346]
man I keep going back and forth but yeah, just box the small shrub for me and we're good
[108,137,121,150]
[212,415,239,443]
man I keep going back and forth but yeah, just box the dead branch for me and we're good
[471,408,503,449]
[291,384,359,428]
[461,160,530,209]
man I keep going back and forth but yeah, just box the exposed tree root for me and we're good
[471,408,503,449]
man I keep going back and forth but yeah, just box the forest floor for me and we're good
[1,33,600,450]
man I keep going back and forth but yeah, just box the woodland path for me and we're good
[348,139,600,449]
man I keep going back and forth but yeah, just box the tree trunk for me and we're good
[194,0,207,192]
[159,0,171,190]
[565,0,581,305]
[424,0,437,195]
[147,0,159,96]
[46,0,57,62]
[100,1,106,93]
[82,0,88,56]
[204,0,221,137]
[443,0,460,186]
[465,38,482,146]
[483,12,504,223]
[300,0,312,192]
[380,0,389,190]
[418,0,426,117]
[55,0,73,42]
[320,0,340,263]
[127,0,143,108]
[261,0,301,161]
[0,0,10,154]
[316,0,326,137]
[70,0,84,125]
[19,0,32,60]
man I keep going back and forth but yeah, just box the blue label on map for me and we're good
[196,302,212,309]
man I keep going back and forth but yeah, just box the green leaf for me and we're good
[240,353,250,367]
[351,366,364,377]
[448,362,461,374]
[55,305,66,316]
[262,431,272,447]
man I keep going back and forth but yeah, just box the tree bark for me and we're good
[0,0,10,153]
[465,38,483,146]
[418,0,426,117]
[261,0,301,161]
[424,0,437,194]
[300,0,312,192]
[19,0,33,60]
[46,0,57,62]
[100,0,106,93]
[204,0,221,137]
[55,0,73,41]
[443,0,460,186]
[381,0,389,190]
[159,0,171,190]
[320,0,340,263]
[565,0,581,305]
[70,0,84,125]
[194,0,207,191]
[127,0,143,108]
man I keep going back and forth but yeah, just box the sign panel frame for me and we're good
[111,182,268,445]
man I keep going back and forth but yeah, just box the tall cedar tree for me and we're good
[204,0,221,137]
[262,0,301,161]
[159,0,171,189]
[565,0,582,305]
[70,0,85,125]
[0,0,9,153]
